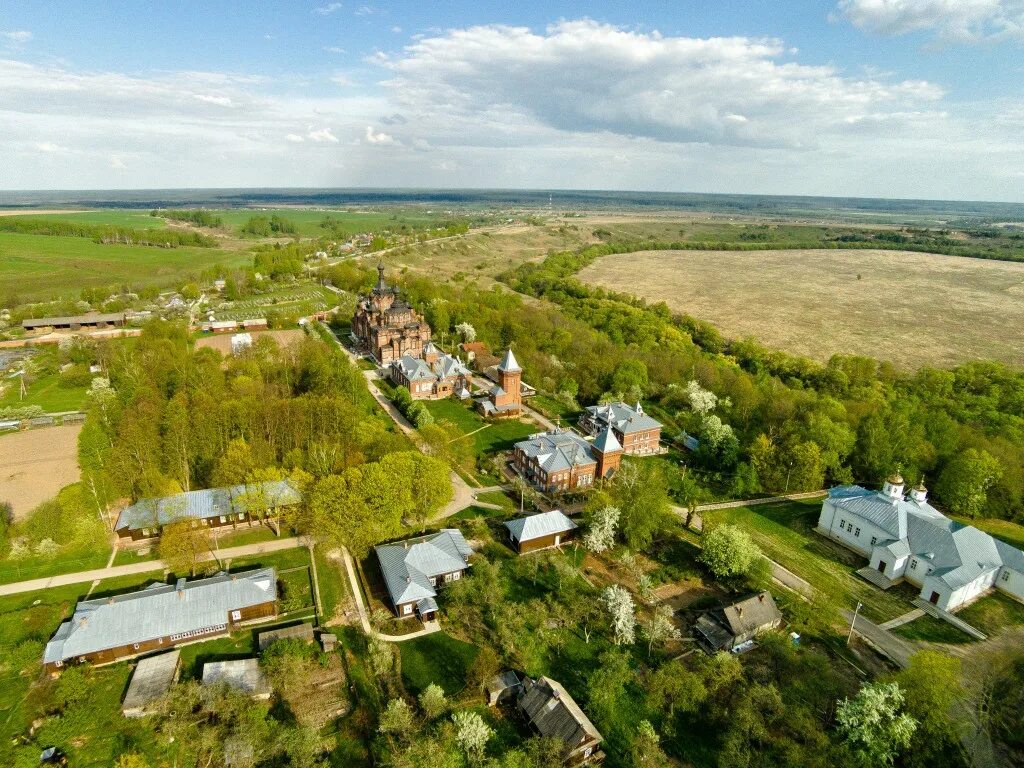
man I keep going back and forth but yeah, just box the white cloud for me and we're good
[285,133,305,143]
[36,142,64,153]
[391,26,402,34]
[380,20,943,149]
[110,156,126,169]
[2,30,32,43]
[355,5,375,16]
[314,3,343,15]
[837,0,1024,43]
[308,127,339,143]
[194,94,235,107]
[364,125,398,144]
[324,45,346,54]
[330,72,355,86]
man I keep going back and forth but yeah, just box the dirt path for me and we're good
[340,547,440,642]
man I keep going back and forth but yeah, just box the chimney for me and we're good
[758,593,764,602]
[406,576,411,584]
[736,606,743,618]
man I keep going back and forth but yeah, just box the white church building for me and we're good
[817,474,1024,612]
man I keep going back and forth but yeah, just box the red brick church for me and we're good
[352,264,432,363]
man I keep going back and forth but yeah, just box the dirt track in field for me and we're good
[578,248,1024,369]
[0,423,82,518]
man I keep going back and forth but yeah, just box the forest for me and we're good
[0,217,219,247]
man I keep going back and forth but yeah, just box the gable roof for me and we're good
[115,480,301,532]
[519,676,602,748]
[374,529,472,607]
[391,354,436,382]
[717,591,782,636]
[505,510,578,543]
[431,353,470,379]
[515,430,598,473]
[584,401,662,435]
[44,569,277,664]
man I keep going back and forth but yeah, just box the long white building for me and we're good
[817,475,1024,611]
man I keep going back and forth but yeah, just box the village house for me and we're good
[504,510,578,554]
[512,427,623,493]
[351,264,432,363]
[476,348,523,418]
[578,401,663,456]
[43,569,278,671]
[818,476,1024,611]
[518,676,604,765]
[114,479,302,540]
[374,529,473,619]
[693,591,783,653]
[388,341,472,400]
[459,341,500,370]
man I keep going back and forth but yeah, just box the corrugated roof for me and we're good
[593,427,622,454]
[122,650,180,714]
[391,354,435,382]
[115,480,301,532]
[519,676,602,747]
[504,510,578,543]
[515,430,598,473]
[23,312,125,328]
[717,591,782,636]
[374,529,472,607]
[44,568,277,664]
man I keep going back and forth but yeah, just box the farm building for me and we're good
[114,479,301,540]
[202,658,272,700]
[512,427,622,493]
[121,650,180,717]
[374,529,472,619]
[475,349,525,418]
[693,591,782,653]
[22,312,126,331]
[504,510,578,554]
[257,622,315,651]
[578,401,663,456]
[43,569,278,671]
[487,670,523,706]
[818,477,1024,611]
[518,676,604,764]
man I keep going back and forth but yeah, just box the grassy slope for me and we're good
[423,398,538,456]
[703,500,910,623]
[398,632,479,696]
[0,231,250,302]
[0,370,88,412]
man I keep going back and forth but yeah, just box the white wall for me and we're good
[997,567,1024,603]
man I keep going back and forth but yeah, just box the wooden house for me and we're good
[504,510,578,554]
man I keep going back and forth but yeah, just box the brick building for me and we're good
[352,264,431,363]
[512,427,623,493]
[476,348,523,418]
[389,341,472,400]
[579,401,663,456]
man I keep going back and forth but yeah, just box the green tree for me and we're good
[418,683,448,720]
[379,698,414,737]
[307,469,402,557]
[699,524,761,580]
[836,682,917,768]
[612,461,672,551]
[894,651,968,768]
[935,448,1003,518]
[158,519,211,576]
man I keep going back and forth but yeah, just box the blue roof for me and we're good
[116,480,301,531]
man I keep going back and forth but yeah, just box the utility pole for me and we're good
[847,602,862,645]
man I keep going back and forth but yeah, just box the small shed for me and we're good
[693,591,782,653]
[319,632,337,653]
[202,658,272,700]
[122,650,181,717]
[258,622,315,651]
[487,670,523,706]
[504,510,578,554]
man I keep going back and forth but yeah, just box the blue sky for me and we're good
[2,1,1024,199]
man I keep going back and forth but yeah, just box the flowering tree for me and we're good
[418,683,448,719]
[601,584,636,646]
[642,604,682,655]
[685,380,718,415]
[452,710,493,763]
[378,698,414,735]
[455,322,476,343]
[584,506,620,553]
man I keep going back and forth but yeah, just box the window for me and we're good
[219,515,228,523]
[231,610,242,621]
[871,537,878,546]
[429,577,437,587]
[403,604,413,615]
[910,558,918,569]
[840,519,846,530]
[1002,571,1011,582]
[133,643,140,650]
[855,528,861,537]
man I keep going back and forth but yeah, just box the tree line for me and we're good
[0,217,218,247]
[150,209,224,228]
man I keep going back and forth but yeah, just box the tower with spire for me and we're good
[475,348,524,418]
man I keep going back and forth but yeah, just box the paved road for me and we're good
[0,536,303,597]
[841,608,915,667]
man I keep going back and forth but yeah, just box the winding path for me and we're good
[339,547,440,642]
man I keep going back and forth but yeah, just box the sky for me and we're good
[2,1,1024,200]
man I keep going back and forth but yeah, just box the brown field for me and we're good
[194,329,306,355]
[578,248,1024,369]
[0,423,82,518]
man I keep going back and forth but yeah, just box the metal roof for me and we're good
[122,650,180,715]
[202,658,271,697]
[115,480,301,531]
[22,312,125,328]
[593,427,622,454]
[391,354,435,382]
[374,529,472,607]
[497,348,521,373]
[504,510,578,543]
[519,676,602,747]
[44,568,277,664]
[515,430,598,473]
[584,401,662,435]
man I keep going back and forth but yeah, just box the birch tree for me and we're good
[601,584,636,646]
[583,505,619,553]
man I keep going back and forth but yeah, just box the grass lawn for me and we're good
[450,504,511,522]
[528,393,581,423]
[703,500,912,625]
[0,370,89,412]
[956,591,1024,636]
[951,516,1024,551]
[313,545,348,623]
[423,398,538,456]
[476,490,516,511]
[893,614,974,644]
[398,633,479,696]
[0,542,112,585]
[211,525,279,549]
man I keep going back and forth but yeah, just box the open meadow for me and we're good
[578,247,1024,368]
[0,424,82,519]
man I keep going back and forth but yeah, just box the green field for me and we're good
[0,231,250,302]
[702,500,912,624]
[398,633,479,696]
[213,208,441,238]
[33,210,168,229]
[0,369,89,412]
